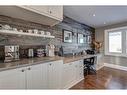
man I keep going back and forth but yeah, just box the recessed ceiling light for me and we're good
[93,14,96,17]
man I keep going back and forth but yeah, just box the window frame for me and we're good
[105,26,127,57]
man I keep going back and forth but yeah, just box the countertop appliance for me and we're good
[28,49,34,58]
[37,48,46,57]
[4,45,19,62]
[47,44,55,57]
[85,49,96,55]
[58,46,64,56]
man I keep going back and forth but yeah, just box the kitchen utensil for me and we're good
[28,49,34,58]
[19,30,23,32]
[37,49,45,57]
[46,32,51,35]
[40,31,45,35]
[4,45,19,62]
[47,44,55,57]
[28,30,33,33]
[13,28,17,31]
[3,25,11,30]
[33,29,38,34]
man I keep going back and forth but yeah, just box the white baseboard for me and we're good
[96,65,104,70]
[63,77,84,89]
[104,63,127,71]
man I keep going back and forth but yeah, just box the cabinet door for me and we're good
[47,60,63,89]
[77,60,84,79]
[96,54,104,70]
[62,60,84,89]
[48,6,63,20]
[62,62,77,88]
[72,60,84,81]
[26,63,48,89]
[21,5,63,20]
[0,67,26,89]
[62,63,71,88]
[22,5,49,15]
[70,62,77,82]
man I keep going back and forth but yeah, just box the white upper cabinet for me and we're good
[23,6,63,21]
[48,6,63,20]
[18,5,63,26]
[0,6,63,26]
[26,6,49,15]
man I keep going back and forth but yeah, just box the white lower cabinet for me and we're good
[47,60,63,89]
[62,62,76,88]
[0,60,63,89]
[26,63,48,89]
[96,54,104,70]
[76,60,84,80]
[0,59,83,89]
[62,60,84,89]
[26,60,63,89]
[0,67,26,89]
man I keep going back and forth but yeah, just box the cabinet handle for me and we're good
[28,67,31,70]
[80,61,82,62]
[21,69,25,72]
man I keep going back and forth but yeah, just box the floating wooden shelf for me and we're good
[0,30,55,38]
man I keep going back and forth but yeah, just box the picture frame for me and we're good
[87,35,92,43]
[78,33,84,44]
[63,29,72,43]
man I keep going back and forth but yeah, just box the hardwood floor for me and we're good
[71,67,127,89]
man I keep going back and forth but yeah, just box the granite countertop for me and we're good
[63,54,97,63]
[0,56,63,72]
[0,54,97,72]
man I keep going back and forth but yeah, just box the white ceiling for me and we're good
[64,6,127,28]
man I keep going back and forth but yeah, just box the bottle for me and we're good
[58,46,63,56]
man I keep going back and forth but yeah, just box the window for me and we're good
[105,26,127,57]
[109,31,122,53]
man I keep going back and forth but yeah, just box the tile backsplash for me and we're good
[0,15,95,55]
